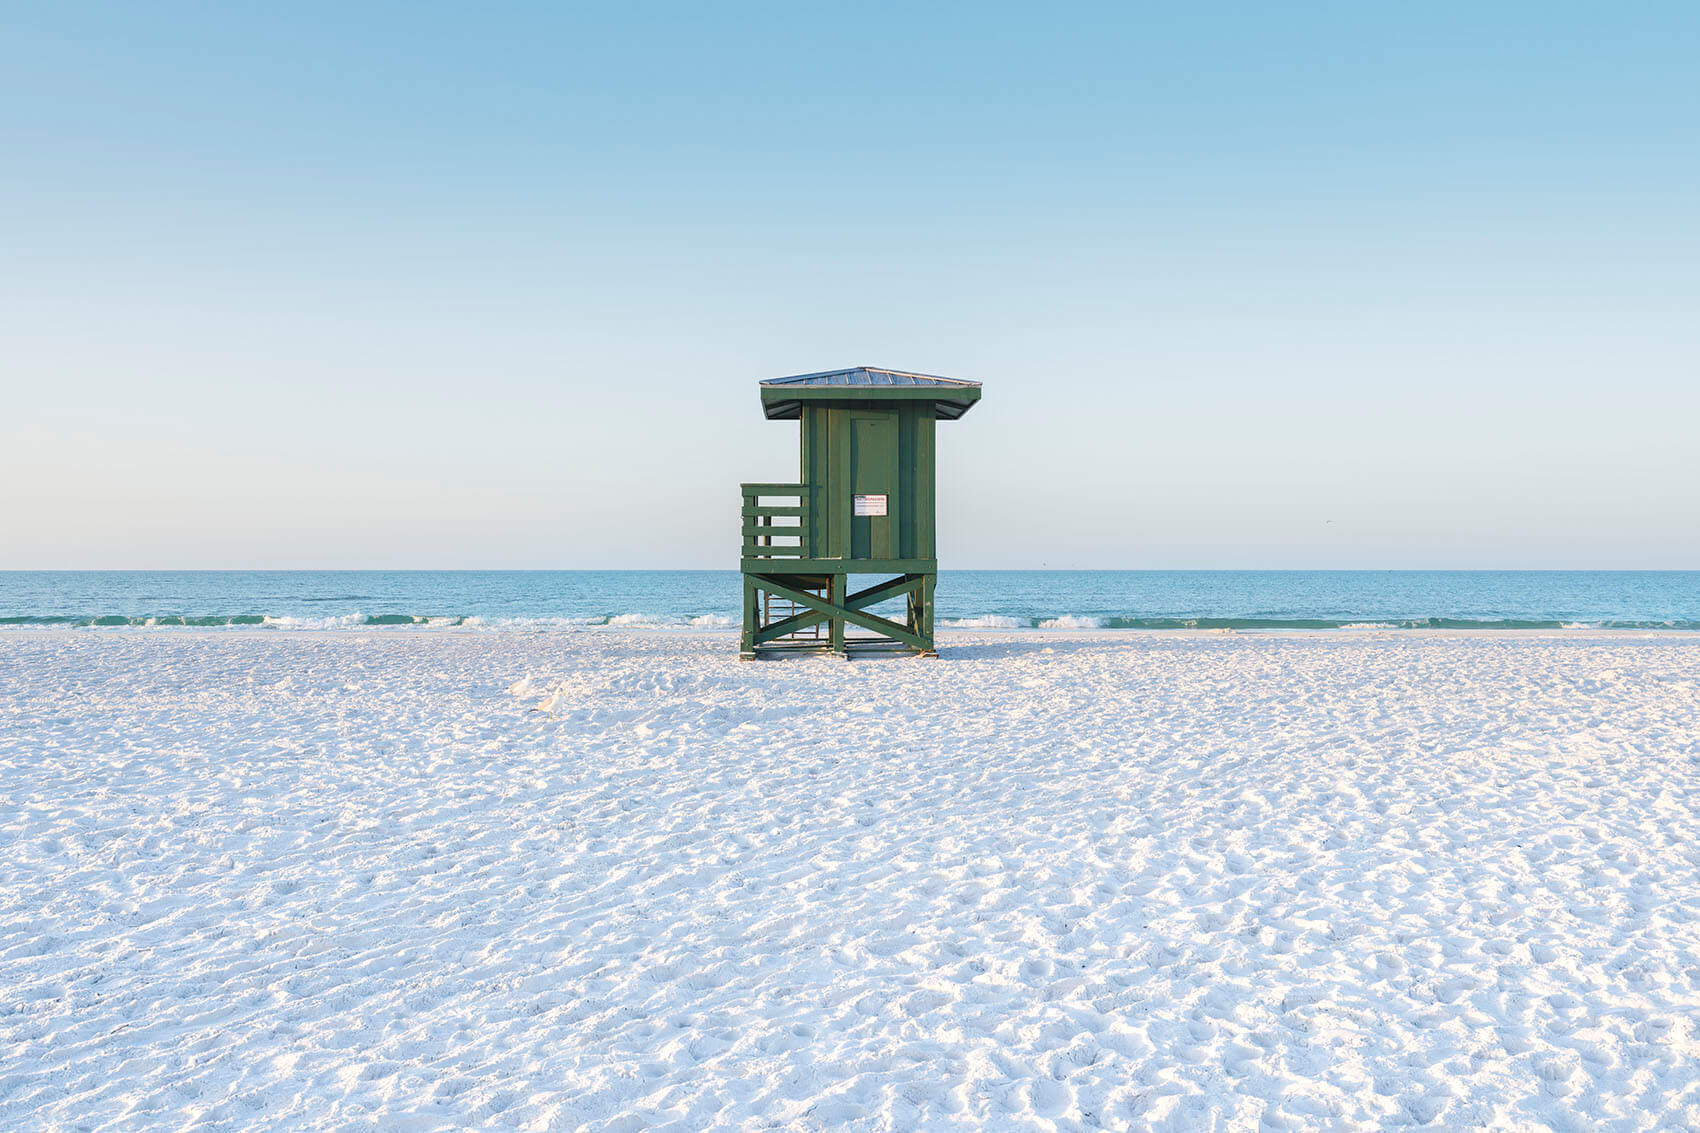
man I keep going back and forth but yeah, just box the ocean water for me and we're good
[2,571,1698,630]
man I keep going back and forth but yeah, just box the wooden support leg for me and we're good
[829,574,847,659]
[919,573,938,657]
[740,575,758,659]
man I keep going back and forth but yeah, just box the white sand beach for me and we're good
[3,629,1699,1130]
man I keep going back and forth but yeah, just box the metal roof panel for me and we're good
[761,366,981,390]
[758,366,982,420]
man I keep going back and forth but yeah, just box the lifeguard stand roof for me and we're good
[760,366,982,421]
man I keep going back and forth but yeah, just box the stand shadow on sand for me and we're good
[739,635,1119,663]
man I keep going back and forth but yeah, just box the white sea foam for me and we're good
[1340,621,1397,629]
[605,612,665,627]
[687,613,736,627]
[258,611,372,630]
[1037,614,1106,629]
[459,615,602,630]
[940,614,1025,629]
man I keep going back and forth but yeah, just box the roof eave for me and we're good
[760,385,980,416]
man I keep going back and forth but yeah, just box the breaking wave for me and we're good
[906,615,1700,631]
[0,612,746,630]
[6,612,1699,631]
[7,572,1694,632]
[1038,615,1107,630]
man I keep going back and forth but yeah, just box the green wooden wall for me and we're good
[799,400,936,564]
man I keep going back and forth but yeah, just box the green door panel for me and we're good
[850,414,896,559]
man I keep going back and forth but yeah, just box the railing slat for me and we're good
[741,482,807,496]
[741,483,812,558]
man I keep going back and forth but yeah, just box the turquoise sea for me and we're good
[2,571,1697,630]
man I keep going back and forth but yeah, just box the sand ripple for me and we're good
[3,630,1699,1129]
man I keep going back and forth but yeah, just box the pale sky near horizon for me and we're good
[3,2,1696,569]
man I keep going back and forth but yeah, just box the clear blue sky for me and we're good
[4,2,1696,568]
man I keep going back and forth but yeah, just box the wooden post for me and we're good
[829,574,847,659]
[920,573,937,657]
[740,575,758,659]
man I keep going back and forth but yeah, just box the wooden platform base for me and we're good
[740,569,937,658]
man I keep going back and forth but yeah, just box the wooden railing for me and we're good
[741,483,812,560]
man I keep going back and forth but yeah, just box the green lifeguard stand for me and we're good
[739,366,982,659]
